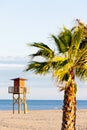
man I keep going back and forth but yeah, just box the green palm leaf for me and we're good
[68,27,83,61]
[53,62,72,81]
[51,35,67,53]
[28,42,54,58]
[26,61,51,75]
[51,27,72,53]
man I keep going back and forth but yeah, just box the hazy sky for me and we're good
[0,0,87,99]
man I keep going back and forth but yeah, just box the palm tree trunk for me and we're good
[61,69,76,130]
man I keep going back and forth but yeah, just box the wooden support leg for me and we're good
[18,94,21,114]
[13,94,14,114]
[24,92,27,114]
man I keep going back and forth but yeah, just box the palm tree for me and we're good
[26,20,87,130]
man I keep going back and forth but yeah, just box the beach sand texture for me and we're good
[0,110,87,130]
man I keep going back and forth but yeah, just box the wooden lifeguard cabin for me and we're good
[8,77,29,114]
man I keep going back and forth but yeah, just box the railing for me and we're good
[8,87,30,94]
[8,87,14,93]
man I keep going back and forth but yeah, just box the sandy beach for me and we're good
[0,110,87,130]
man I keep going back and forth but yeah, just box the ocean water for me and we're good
[0,100,87,110]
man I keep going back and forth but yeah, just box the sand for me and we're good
[0,110,87,130]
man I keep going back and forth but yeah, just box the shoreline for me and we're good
[0,110,87,130]
[0,107,87,111]
[0,100,87,110]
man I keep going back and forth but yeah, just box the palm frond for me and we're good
[76,19,87,48]
[51,56,68,70]
[75,45,87,80]
[59,86,66,91]
[26,61,51,75]
[51,35,66,53]
[29,42,52,52]
[53,62,72,81]
[29,42,54,58]
[51,28,72,53]
[52,56,68,62]
[80,39,87,49]
[74,47,87,68]
[59,27,72,47]
[76,67,87,80]
[68,27,83,61]
[73,27,83,48]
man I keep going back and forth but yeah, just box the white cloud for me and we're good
[0,63,25,70]
[0,56,27,70]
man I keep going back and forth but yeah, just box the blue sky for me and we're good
[0,0,87,99]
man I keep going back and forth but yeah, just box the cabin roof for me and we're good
[11,77,27,80]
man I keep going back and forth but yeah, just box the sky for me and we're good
[0,0,87,100]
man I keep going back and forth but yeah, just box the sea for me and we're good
[0,100,87,110]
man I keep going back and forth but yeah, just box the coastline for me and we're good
[0,100,87,110]
[0,109,87,130]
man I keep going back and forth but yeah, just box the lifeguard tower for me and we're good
[8,77,29,114]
